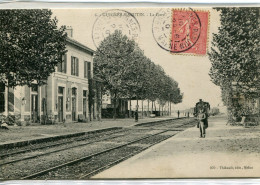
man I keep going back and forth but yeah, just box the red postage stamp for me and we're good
[170,9,209,55]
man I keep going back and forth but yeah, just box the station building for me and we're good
[0,32,102,124]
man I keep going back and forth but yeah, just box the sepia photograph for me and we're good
[0,5,259,181]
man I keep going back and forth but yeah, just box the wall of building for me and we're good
[45,42,94,123]
[0,39,100,124]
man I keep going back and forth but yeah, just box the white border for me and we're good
[0,2,259,9]
[1,179,260,184]
[0,2,259,185]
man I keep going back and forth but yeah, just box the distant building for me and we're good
[0,32,102,123]
[101,92,128,118]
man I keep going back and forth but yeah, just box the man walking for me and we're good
[197,109,206,138]
[195,99,210,137]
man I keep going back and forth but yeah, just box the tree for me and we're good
[94,30,135,119]
[0,9,67,87]
[208,7,260,121]
[94,30,183,119]
[158,75,182,115]
[209,7,259,95]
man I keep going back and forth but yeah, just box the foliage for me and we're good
[94,30,135,95]
[0,114,21,125]
[0,9,67,87]
[208,7,260,120]
[94,30,183,118]
[209,7,260,97]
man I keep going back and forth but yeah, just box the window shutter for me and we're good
[76,58,79,76]
[71,56,74,75]
[84,61,87,78]
[64,54,67,73]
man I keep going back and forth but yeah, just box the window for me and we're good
[42,98,46,113]
[58,87,64,95]
[84,61,92,79]
[0,83,5,113]
[57,55,67,73]
[84,61,88,79]
[83,90,87,97]
[71,56,79,76]
[8,87,14,112]
[72,87,77,96]
[31,84,38,92]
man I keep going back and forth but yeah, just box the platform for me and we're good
[0,116,179,149]
[93,116,260,178]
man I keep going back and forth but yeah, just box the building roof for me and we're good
[66,37,95,55]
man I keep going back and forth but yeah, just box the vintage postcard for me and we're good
[0,5,259,181]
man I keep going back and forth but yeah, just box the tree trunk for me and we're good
[148,99,150,116]
[141,100,143,118]
[170,102,172,116]
[113,91,117,120]
[129,99,132,118]
[38,85,41,124]
[6,85,9,117]
[45,83,48,124]
[162,105,163,116]
[163,105,165,116]
[159,104,161,116]
[122,100,125,118]
[137,98,139,110]
[168,101,170,116]
[152,101,154,114]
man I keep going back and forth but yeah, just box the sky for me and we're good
[52,7,222,110]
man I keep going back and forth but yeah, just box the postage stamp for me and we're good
[153,8,209,55]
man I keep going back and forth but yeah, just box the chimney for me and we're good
[65,26,73,38]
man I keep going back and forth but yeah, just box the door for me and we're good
[83,90,87,120]
[83,98,87,119]
[71,88,77,121]
[72,97,76,121]
[31,95,38,123]
[0,83,5,113]
[58,96,63,122]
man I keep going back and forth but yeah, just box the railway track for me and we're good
[1,128,157,166]
[0,130,127,166]
[22,130,178,179]
[0,127,123,159]
[0,118,197,180]
[137,117,196,129]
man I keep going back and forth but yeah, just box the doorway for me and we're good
[58,86,64,122]
[31,94,38,123]
[83,90,87,120]
[72,87,77,121]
